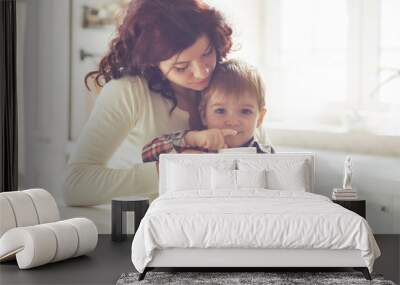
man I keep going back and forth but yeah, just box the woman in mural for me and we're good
[63,0,269,206]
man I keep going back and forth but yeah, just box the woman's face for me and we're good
[159,34,217,93]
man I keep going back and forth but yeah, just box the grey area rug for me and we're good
[116,271,396,285]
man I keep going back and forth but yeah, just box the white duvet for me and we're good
[131,190,380,273]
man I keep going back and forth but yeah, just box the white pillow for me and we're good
[167,162,211,191]
[211,168,236,190]
[236,169,267,189]
[238,159,310,191]
[211,169,268,190]
[266,163,308,191]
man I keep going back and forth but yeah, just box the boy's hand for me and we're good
[184,128,237,151]
[181,149,205,154]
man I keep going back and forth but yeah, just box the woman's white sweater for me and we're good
[63,76,190,206]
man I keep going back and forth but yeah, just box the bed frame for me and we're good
[138,153,372,281]
[139,248,371,280]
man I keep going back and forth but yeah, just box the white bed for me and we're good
[131,153,380,280]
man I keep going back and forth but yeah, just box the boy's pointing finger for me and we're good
[221,129,238,137]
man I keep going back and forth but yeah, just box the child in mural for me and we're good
[142,59,275,164]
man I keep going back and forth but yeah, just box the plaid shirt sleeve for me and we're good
[142,130,190,163]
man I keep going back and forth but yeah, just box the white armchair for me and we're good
[0,189,98,269]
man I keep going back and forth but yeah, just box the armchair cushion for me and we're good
[0,188,59,236]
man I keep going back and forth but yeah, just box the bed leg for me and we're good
[354,267,371,280]
[138,268,148,281]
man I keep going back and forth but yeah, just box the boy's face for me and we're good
[202,91,266,148]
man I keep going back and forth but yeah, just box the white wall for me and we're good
[20,0,400,234]
[278,146,400,234]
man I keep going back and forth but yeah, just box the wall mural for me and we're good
[69,0,128,143]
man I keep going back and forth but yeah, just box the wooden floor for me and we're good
[0,235,398,285]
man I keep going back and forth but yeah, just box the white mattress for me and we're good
[131,190,381,273]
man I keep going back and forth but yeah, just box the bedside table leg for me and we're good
[112,202,126,242]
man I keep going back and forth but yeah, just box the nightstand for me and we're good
[332,199,366,219]
[111,196,149,242]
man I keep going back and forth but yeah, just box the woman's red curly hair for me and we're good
[85,0,233,112]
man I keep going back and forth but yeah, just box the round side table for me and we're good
[111,196,149,242]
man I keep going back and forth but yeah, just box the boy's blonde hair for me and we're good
[199,59,266,115]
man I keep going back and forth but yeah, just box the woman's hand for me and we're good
[184,128,237,151]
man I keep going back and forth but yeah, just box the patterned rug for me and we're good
[116,271,396,285]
